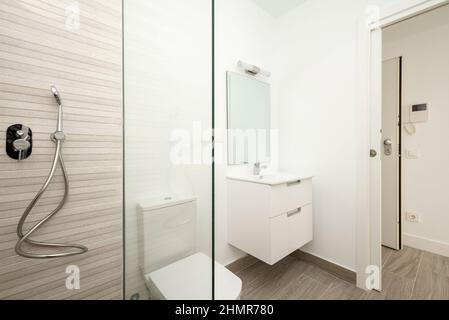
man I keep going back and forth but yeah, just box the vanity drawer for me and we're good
[270,178,312,217]
[269,204,313,264]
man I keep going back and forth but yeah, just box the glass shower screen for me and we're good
[123,0,213,300]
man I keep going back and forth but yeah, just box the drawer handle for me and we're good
[287,207,302,217]
[166,218,193,229]
[287,180,302,187]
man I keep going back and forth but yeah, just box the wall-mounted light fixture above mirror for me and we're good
[237,60,271,77]
[227,72,271,165]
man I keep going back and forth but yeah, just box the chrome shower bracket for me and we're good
[51,131,66,143]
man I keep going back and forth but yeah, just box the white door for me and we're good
[381,58,401,250]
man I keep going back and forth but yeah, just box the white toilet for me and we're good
[137,195,242,300]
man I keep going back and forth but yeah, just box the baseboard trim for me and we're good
[224,253,248,268]
[403,233,449,258]
[292,250,357,284]
[227,251,357,285]
[226,254,259,274]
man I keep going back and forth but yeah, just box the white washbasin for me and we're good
[227,172,313,186]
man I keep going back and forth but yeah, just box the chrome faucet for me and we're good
[253,162,268,176]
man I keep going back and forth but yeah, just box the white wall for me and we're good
[215,0,277,265]
[124,0,212,298]
[383,5,449,255]
[273,0,422,270]
[274,0,368,270]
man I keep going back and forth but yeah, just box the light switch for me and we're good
[406,148,421,159]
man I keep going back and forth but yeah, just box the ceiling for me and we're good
[252,0,307,18]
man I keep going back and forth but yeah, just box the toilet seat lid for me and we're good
[147,253,242,300]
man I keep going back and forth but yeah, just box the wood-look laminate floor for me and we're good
[228,246,449,300]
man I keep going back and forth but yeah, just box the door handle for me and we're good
[287,180,302,187]
[384,139,393,156]
[287,207,302,217]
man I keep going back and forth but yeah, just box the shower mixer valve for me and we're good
[6,124,33,161]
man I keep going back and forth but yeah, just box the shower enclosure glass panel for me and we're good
[123,0,213,300]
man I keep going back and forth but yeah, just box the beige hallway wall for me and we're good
[383,4,449,256]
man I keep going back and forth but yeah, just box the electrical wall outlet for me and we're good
[406,212,420,223]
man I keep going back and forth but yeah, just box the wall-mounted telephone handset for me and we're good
[404,103,428,135]
[6,124,33,161]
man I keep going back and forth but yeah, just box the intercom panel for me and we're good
[410,103,428,123]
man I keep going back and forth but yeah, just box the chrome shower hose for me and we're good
[15,135,88,259]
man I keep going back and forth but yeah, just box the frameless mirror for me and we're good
[227,72,271,165]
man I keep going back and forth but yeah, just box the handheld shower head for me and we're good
[50,85,64,132]
[50,85,62,106]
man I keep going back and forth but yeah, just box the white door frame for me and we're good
[382,57,402,251]
[356,0,449,290]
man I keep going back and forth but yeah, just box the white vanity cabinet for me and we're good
[227,174,313,265]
